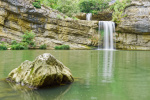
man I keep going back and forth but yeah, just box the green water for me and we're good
[0,50,150,100]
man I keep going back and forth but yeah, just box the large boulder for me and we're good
[7,53,74,88]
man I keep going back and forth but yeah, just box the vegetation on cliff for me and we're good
[110,0,131,24]
[79,0,110,14]
[32,0,41,8]
[39,44,47,49]
[37,0,131,24]
[37,0,110,16]
[0,31,41,50]
[10,31,35,50]
[0,42,7,50]
[22,31,35,46]
[55,45,70,50]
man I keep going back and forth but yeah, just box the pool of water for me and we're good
[0,50,150,100]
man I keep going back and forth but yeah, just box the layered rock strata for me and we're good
[0,0,98,49]
[116,0,150,50]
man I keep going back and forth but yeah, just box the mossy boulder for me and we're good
[7,53,74,88]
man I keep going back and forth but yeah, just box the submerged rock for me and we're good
[7,53,74,88]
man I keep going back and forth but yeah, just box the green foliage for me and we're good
[110,0,131,24]
[10,31,36,50]
[32,0,41,8]
[39,44,47,49]
[0,43,7,50]
[55,45,70,50]
[33,44,36,48]
[11,30,36,50]
[11,42,28,50]
[38,0,112,17]
[11,40,18,45]
[22,31,35,45]
[38,0,80,17]
[79,0,110,14]
[56,0,80,17]
[41,0,58,9]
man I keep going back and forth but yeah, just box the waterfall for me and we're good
[98,21,115,50]
[86,13,92,21]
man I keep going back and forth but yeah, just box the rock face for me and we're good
[0,0,98,49]
[116,0,150,50]
[75,11,112,21]
[7,53,74,88]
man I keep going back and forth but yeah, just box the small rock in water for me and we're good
[7,53,74,88]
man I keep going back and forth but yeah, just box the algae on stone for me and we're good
[7,53,74,88]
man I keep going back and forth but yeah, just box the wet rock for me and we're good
[7,53,74,88]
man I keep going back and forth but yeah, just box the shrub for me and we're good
[33,44,36,48]
[0,43,7,50]
[79,0,110,14]
[10,31,36,50]
[41,0,58,9]
[110,0,131,24]
[11,42,28,50]
[32,0,41,8]
[56,0,80,17]
[55,45,70,50]
[11,40,18,45]
[39,44,47,49]
[22,31,35,45]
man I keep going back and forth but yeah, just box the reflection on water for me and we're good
[0,80,72,100]
[102,51,114,83]
[0,50,150,100]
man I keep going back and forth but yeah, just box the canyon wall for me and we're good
[0,0,98,49]
[116,0,150,50]
[1,0,150,50]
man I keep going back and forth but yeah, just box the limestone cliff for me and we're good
[0,0,98,50]
[116,0,150,50]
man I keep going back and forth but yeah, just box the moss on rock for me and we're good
[7,53,74,88]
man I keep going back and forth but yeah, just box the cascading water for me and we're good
[98,21,115,50]
[86,13,92,21]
